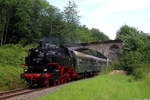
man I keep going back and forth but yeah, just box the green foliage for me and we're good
[75,26,109,43]
[63,0,79,25]
[116,25,142,39]
[0,0,109,46]
[75,26,92,42]
[0,0,64,45]
[101,61,123,74]
[62,0,80,44]
[0,44,27,65]
[90,28,109,41]
[37,74,150,100]
[132,64,150,79]
[101,64,113,74]
[0,64,26,91]
[114,25,150,78]
[0,44,35,91]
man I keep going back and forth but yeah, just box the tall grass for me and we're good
[37,74,150,100]
[0,44,36,91]
[0,44,26,65]
[0,64,26,91]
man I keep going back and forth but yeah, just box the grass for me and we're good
[0,44,26,65]
[37,74,150,100]
[0,44,37,91]
[0,64,26,91]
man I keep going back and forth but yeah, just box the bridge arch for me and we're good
[108,45,121,61]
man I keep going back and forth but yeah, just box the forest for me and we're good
[0,0,109,46]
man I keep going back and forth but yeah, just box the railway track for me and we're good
[0,80,79,100]
[0,87,46,100]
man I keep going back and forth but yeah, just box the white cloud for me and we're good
[48,0,150,39]
[91,0,150,17]
[79,0,150,39]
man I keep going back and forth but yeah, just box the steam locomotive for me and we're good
[21,42,107,87]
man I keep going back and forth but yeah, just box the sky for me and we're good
[48,0,150,39]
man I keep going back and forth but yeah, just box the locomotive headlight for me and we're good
[35,49,38,52]
[24,69,27,73]
[55,69,59,73]
[43,69,47,72]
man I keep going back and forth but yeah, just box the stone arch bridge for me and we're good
[68,40,123,61]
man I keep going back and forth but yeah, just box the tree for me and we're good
[74,26,109,43]
[115,25,150,74]
[0,0,15,46]
[63,0,79,25]
[75,25,93,42]
[116,25,146,51]
[90,28,109,41]
[0,0,109,46]
[63,0,80,43]
[0,0,64,45]
[116,25,142,40]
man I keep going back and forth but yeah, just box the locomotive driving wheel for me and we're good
[44,79,50,87]
[53,79,59,85]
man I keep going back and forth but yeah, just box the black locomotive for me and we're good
[21,42,107,87]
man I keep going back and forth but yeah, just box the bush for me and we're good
[114,26,150,79]
[0,64,27,91]
[0,44,35,91]
[101,61,122,74]
[0,44,27,65]
[133,64,150,79]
